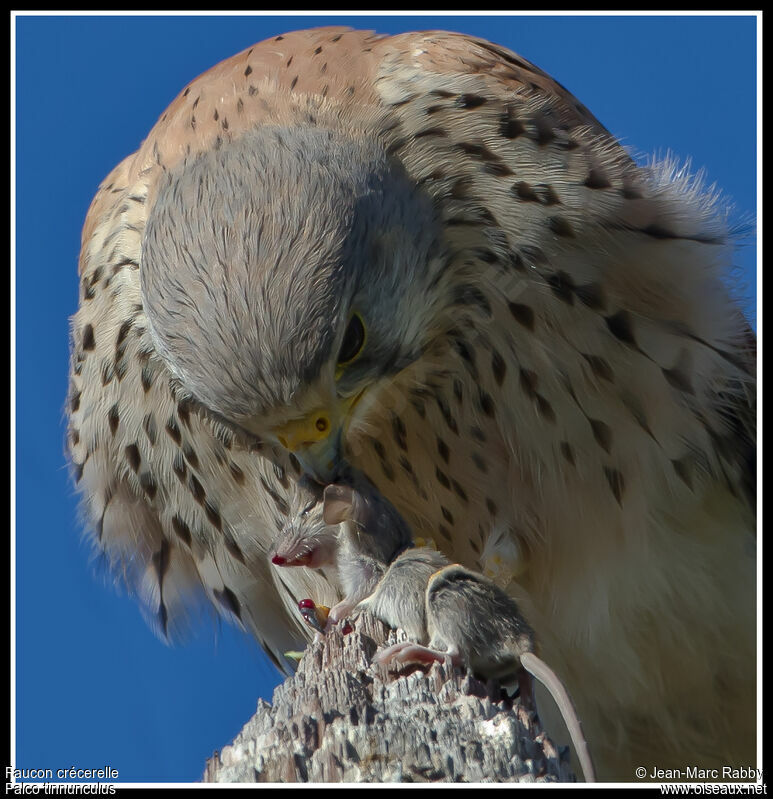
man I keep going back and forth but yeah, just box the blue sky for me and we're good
[14,13,758,784]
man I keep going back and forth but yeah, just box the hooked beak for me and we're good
[271,390,366,482]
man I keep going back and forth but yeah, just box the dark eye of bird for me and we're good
[337,313,365,365]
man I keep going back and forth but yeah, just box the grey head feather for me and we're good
[140,125,443,426]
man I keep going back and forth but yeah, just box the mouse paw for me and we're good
[375,642,450,666]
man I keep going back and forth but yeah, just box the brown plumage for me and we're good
[68,27,756,780]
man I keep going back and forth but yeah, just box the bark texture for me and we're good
[203,612,576,783]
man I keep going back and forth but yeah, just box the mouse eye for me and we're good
[337,312,366,367]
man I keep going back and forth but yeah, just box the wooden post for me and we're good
[203,612,576,783]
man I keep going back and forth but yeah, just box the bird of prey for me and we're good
[67,27,756,780]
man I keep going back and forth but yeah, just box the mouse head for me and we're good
[271,489,339,569]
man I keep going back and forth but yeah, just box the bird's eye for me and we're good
[337,313,366,366]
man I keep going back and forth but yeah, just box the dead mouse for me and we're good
[374,561,596,783]
[270,468,412,628]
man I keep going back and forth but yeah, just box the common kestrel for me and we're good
[67,27,756,780]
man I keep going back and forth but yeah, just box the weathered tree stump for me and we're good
[203,612,576,783]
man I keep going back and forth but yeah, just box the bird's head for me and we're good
[140,125,446,480]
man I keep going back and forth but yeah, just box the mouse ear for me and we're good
[323,485,354,525]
